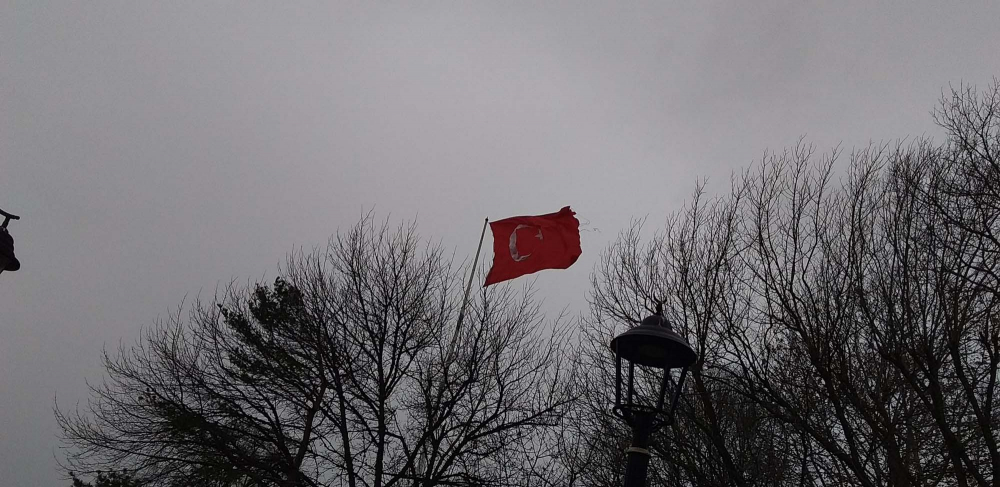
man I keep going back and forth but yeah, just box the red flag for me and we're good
[484,206,582,286]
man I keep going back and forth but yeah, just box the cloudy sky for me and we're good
[3,2,1000,485]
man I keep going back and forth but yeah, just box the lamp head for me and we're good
[0,228,19,272]
[610,313,696,370]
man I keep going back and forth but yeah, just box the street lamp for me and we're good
[610,305,697,487]
[0,208,21,275]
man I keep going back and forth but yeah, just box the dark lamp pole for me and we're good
[610,307,697,487]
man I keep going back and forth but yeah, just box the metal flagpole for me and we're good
[447,217,489,361]
[414,217,489,482]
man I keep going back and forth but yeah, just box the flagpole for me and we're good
[422,217,487,474]
[448,217,488,360]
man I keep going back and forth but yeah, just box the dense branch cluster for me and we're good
[568,81,1000,487]
[58,217,576,487]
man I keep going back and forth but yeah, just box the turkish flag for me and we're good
[484,206,582,286]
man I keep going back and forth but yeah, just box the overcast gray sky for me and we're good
[3,2,1000,485]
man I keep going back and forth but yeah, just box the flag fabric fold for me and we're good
[484,206,582,286]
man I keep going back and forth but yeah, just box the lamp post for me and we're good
[610,306,697,487]
[0,208,21,275]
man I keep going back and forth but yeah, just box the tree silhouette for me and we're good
[566,80,1000,487]
[58,216,576,487]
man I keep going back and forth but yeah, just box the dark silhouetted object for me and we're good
[0,208,20,274]
[611,305,697,487]
[70,470,138,487]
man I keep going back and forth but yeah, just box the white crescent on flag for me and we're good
[509,224,543,262]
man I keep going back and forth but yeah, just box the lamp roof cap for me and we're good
[610,312,697,369]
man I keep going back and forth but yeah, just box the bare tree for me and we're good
[571,81,1000,487]
[57,215,576,487]
[577,184,798,487]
